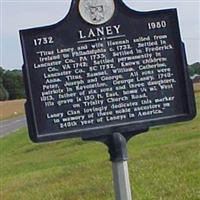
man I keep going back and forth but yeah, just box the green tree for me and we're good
[0,83,9,100]
[3,70,25,100]
[0,67,9,100]
[0,66,4,77]
[188,62,200,76]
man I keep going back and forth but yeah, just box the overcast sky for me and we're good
[1,0,200,70]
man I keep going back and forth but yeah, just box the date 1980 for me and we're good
[148,21,167,30]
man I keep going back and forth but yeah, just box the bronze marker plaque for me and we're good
[20,0,196,142]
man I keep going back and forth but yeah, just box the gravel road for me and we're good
[0,116,27,137]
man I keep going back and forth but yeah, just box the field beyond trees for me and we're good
[194,83,200,93]
[0,93,199,200]
[0,99,25,121]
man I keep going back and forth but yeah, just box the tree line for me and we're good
[0,62,199,101]
[188,62,200,77]
[0,67,25,101]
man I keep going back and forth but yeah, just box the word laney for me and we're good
[78,25,121,39]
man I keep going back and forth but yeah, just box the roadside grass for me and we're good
[0,99,25,121]
[0,93,199,200]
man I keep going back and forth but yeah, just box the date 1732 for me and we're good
[33,37,54,46]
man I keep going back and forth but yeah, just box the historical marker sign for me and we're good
[20,0,196,142]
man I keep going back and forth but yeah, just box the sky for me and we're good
[1,0,200,70]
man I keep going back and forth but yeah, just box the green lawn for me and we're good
[1,93,200,200]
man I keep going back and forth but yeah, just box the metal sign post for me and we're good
[82,128,149,200]
[112,161,132,200]
[108,133,132,200]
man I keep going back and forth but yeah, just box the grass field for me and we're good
[0,93,200,200]
[0,99,25,121]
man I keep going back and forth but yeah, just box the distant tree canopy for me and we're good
[0,66,25,101]
[0,67,9,100]
[188,62,200,76]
